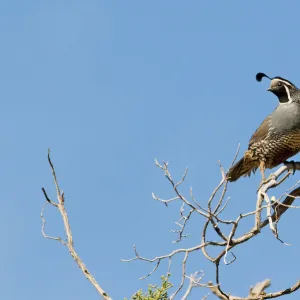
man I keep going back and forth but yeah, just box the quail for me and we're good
[227,72,300,183]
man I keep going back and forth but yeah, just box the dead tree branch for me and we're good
[124,148,300,299]
[41,150,112,300]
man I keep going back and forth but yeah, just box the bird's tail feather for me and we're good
[227,158,257,182]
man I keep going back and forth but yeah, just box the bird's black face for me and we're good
[267,78,296,103]
[267,79,286,96]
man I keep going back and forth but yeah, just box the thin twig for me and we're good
[40,202,66,245]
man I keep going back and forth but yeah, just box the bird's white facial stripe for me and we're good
[283,85,292,103]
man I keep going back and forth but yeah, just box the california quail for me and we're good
[227,72,300,182]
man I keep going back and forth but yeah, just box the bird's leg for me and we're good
[257,160,268,191]
[259,160,266,181]
[257,160,277,192]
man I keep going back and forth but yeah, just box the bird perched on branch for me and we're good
[227,72,300,183]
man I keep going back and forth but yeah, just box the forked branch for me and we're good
[41,150,112,300]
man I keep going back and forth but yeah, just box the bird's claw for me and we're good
[284,160,296,175]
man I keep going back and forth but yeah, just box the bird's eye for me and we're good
[277,82,282,86]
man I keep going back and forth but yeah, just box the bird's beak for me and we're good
[267,87,272,92]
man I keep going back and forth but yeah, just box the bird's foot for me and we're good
[284,160,297,175]
[257,174,276,192]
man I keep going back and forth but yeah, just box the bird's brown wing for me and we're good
[248,115,271,148]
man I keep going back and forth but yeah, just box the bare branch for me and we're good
[40,202,66,245]
[171,203,194,243]
[190,187,210,213]
[122,242,219,264]
[170,251,188,299]
[139,260,160,280]
[249,279,271,297]
[41,187,58,207]
[41,151,111,300]
[47,149,61,198]
[175,168,188,188]
[262,280,300,299]
[182,271,206,300]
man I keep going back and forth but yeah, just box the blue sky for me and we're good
[1,1,300,299]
